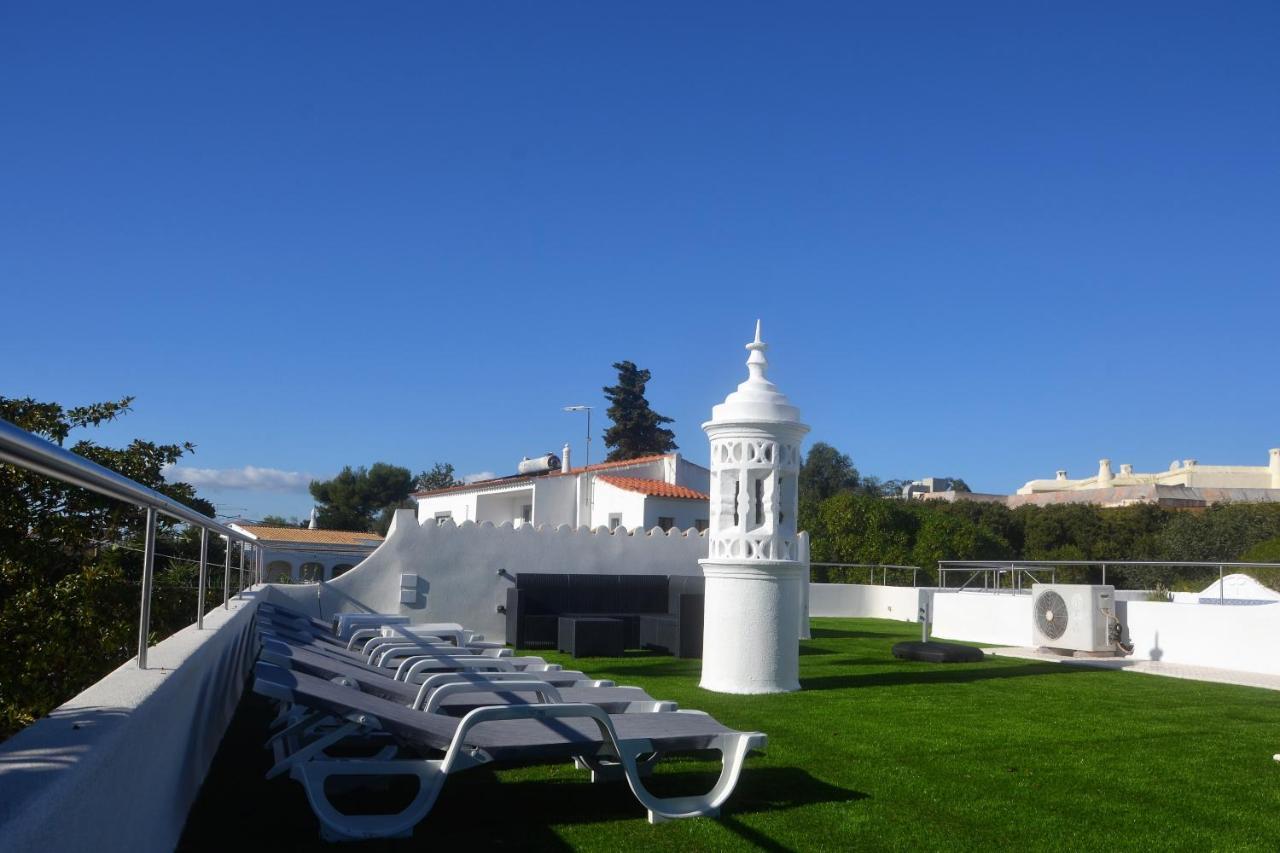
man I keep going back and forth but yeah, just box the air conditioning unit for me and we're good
[1030,584,1122,654]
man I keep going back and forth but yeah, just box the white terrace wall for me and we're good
[266,509,714,643]
[928,591,1280,675]
[930,592,1034,647]
[1120,600,1280,675]
[809,583,931,623]
[0,593,260,853]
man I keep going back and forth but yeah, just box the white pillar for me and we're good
[797,531,811,641]
[1097,458,1114,487]
[699,321,810,694]
[1269,448,1280,489]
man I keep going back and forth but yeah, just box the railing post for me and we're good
[223,535,232,609]
[196,526,209,629]
[137,506,157,669]
[238,544,245,597]
[1101,563,1106,586]
[1219,565,1225,602]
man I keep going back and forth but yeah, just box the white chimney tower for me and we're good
[699,321,810,694]
[308,507,319,530]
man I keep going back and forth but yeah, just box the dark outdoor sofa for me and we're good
[504,573,704,658]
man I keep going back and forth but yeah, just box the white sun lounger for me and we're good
[254,661,766,841]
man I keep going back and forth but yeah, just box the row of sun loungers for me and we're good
[252,601,767,840]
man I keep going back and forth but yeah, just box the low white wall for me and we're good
[267,510,715,643]
[809,583,930,622]
[0,592,260,853]
[931,591,1033,647]
[1121,600,1280,675]
[925,590,1280,676]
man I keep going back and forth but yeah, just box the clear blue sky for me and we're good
[3,2,1277,520]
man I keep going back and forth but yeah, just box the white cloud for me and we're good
[462,470,498,484]
[163,464,318,493]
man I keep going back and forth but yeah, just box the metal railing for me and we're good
[0,416,258,669]
[811,562,923,587]
[936,559,1280,599]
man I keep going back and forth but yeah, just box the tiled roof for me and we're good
[596,475,709,501]
[411,453,673,498]
[235,525,384,547]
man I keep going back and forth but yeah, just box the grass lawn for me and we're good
[182,617,1280,851]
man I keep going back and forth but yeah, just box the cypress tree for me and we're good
[601,361,678,461]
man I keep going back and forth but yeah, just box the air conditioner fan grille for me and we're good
[1035,590,1069,640]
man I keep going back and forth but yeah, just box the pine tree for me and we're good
[601,361,678,461]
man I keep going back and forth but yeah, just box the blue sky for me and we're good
[2,2,1277,520]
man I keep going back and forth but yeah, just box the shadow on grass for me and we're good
[809,627,904,640]
[802,662,1087,691]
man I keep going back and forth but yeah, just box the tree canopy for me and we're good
[601,361,678,461]
[799,442,862,502]
[415,462,460,492]
[259,514,306,528]
[0,395,219,738]
[309,463,414,533]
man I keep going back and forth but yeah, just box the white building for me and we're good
[1008,449,1280,508]
[412,451,711,532]
[229,523,383,582]
[1018,449,1280,494]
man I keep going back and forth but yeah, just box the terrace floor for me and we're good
[179,617,1280,851]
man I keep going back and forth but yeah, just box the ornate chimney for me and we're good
[699,321,809,694]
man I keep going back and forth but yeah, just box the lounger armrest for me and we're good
[421,680,563,714]
[396,656,516,682]
[364,638,449,664]
[346,628,381,650]
[412,672,565,710]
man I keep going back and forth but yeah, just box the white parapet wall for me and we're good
[265,510,724,643]
[928,590,1280,676]
[0,592,260,853]
[809,583,931,622]
[930,591,1034,647]
[1120,600,1280,675]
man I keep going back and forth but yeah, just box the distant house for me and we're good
[904,448,1280,509]
[230,523,383,583]
[412,450,711,533]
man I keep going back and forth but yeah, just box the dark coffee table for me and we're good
[557,616,624,657]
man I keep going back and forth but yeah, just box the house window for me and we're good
[694,519,709,533]
[658,516,675,532]
[434,511,452,526]
[521,504,532,523]
[609,514,623,532]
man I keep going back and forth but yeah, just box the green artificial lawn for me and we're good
[182,618,1280,852]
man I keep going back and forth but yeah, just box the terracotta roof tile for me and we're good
[596,475,709,501]
[411,453,674,498]
[236,525,384,547]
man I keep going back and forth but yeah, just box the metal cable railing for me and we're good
[936,559,1280,598]
[0,416,258,668]
[811,562,922,587]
